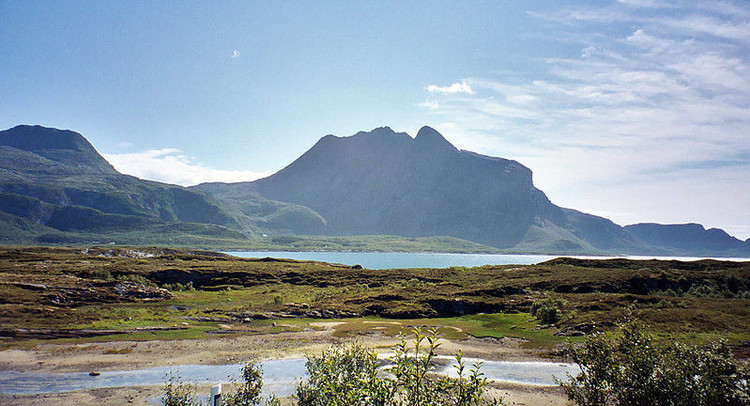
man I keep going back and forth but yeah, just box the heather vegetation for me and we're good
[1,247,749,348]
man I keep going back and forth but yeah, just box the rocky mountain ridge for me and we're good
[1,124,747,256]
[196,126,750,256]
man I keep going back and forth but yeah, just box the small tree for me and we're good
[296,340,390,406]
[560,319,750,406]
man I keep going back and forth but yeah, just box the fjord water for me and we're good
[226,251,557,269]
[224,251,750,269]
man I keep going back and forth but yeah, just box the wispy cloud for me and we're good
[421,2,750,238]
[104,149,272,186]
[616,0,671,9]
[420,100,440,110]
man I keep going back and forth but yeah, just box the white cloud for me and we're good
[425,81,474,94]
[420,2,750,239]
[231,49,240,58]
[103,149,272,186]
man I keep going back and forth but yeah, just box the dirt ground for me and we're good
[0,323,571,405]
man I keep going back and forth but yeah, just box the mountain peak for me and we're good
[1,125,94,152]
[372,126,395,134]
[414,126,457,152]
[0,125,117,175]
[352,126,412,140]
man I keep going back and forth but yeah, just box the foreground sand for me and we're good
[0,324,571,405]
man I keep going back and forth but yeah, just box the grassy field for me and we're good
[0,247,748,354]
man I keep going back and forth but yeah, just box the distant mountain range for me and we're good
[1,124,748,257]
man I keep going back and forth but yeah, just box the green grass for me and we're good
[324,314,571,348]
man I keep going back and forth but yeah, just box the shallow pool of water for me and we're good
[0,358,306,396]
[440,358,579,386]
[0,357,578,396]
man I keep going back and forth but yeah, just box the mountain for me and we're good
[0,125,325,244]
[196,126,651,254]
[0,125,118,176]
[3,124,747,256]
[624,223,750,257]
[0,125,243,243]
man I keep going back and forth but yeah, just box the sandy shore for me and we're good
[0,324,571,405]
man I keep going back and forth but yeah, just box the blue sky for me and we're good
[2,1,749,239]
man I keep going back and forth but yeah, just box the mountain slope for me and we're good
[197,126,644,253]
[0,125,118,175]
[0,126,239,227]
[0,125,262,242]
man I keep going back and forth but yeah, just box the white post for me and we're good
[210,383,222,406]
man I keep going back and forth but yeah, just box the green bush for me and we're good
[560,319,750,406]
[296,328,502,406]
[162,363,279,406]
[296,339,387,405]
[223,362,280,406]
[530,298,566,324]
[162,330,502,405]
[115,273,158,288]
[162,372,199,406]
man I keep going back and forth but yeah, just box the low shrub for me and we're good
[223,362,280,406]
[530,298,566,324]
[162,372,198,406]
[560,319,750,406]
[162,329,501,405]
[296,328,502,406]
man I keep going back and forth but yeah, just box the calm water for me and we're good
[224,251,749,269]
[0,357,578,396]
[0,359,305,397]
[439,358,579,386]
[225,251,557,269]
